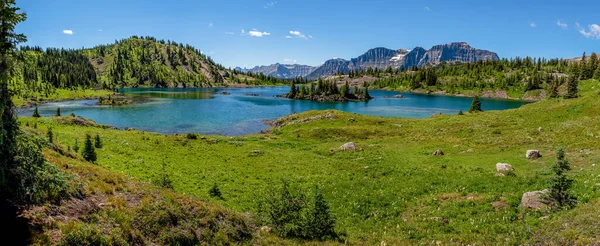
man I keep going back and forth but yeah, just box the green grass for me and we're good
[12,89,114,107]
[20,79,600,245]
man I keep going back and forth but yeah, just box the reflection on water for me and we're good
[18,87,529,136]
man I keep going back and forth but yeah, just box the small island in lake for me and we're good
[285,80,373,102]
[98,94,133,106]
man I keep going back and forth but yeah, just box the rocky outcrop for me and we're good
[521,190,551,210]
[417,42,499,67]
[242,63,317,79]
[339,142,357,151]
[526,150,542,159]
[496,163,514,172]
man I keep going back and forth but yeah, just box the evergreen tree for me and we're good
[362,85,372,100]
[288,80,297,98]
[73,138,79,153]
[82,134,97,163]
[47,127,53,143]
[32,106,40,118]
[548,147,576,209]
[94,134,102,148]
[548,80,560,98]
[457,110,464,115]
[565,76,578,99]
[55,107,60,116]
[308,185,337,240]
[468,96,482,113]
[0,0,27,186]
[209,183,223,199]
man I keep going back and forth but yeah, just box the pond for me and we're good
[18,87,529,136]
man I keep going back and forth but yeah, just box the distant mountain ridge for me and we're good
[241,42,499,79]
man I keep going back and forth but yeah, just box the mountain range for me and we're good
[237,42,499,79]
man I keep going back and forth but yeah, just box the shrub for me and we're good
[60,223,108,246]
[55,108,61,116]
[257,180,338,240]
[209,183,223,199]
[47,127,53,143]
[8,133,79,204]
[457,110,464,115]
[186,133,198,140]
[153,160,173,189]
[82,134,97,163]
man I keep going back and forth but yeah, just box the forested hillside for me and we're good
[325,54,600,99]
[10,36,288,100]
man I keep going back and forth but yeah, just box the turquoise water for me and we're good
[18,87,528,136]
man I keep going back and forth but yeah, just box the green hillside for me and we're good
[19,79,600,245]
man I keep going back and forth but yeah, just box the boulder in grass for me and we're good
[496,163,514,172]
[526,150,541,159]
[521,189,551,210]
[339,142,357,151]
[432,149,444,156]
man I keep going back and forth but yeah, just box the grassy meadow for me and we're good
[12,88,114,107]
[20,79,600,245]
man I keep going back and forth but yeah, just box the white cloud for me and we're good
[556,20,568,29]
[249,29,270,37]
[225,32,235,35]
[209,23,213,28]
[264,1,277,8]
[424,6,431,11]
[241,29,245,34]
[98,29,103,32]
[63,29,74,35]
[529,22,537,28]
[284,58,297,63]
[288,30,313,40]
[579,23,600,39]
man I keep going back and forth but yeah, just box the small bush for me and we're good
[186,133,198,140]
[153,160,173,189]
[32,106,41,118]
[60,223,108,246]
[209,183,223,199]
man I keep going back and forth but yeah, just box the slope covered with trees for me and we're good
[9,37,290,102]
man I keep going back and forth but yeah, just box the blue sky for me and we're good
[16,0,600,68]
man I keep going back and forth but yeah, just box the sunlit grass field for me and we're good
[21,79,600,244]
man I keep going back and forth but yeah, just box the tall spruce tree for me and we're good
[309,185,337,240]
[82,134,97,163]
[94,133,102,148]
[565,76,578,99]
[0,0,27,188]
[32,106,40,118]
[468,96,482,113]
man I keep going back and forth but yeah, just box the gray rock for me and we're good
[526,150,541,159]
[496,163,514,172]
[339,142,357,151]
[521,189,551,210]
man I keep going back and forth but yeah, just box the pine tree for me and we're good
[288,80,297,98]
[94,134,102,148]
[457,110,464,115]
[55,107,61,116]
[468,96,482,113]
[32,106,40,118]
[308,185,337,240]
[0,0,27,184]
[549,147,576,209]
[47,127,53,143]
[565,76,578,99]
[362,85,371,100]
[209,183,223,199]
[82,134,97,163]
[73,138,80,153]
